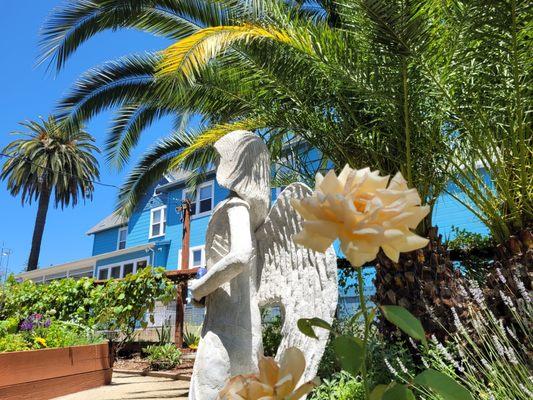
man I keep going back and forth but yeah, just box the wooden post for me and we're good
[175,199,191,347]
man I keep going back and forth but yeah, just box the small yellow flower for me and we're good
[218,347,319,400]
[34,337,47,348]
[291,165,430,267]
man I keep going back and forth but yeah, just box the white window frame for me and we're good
[182,181,214,219]
[149,205,167,239]
[97,257,149,280]
[117,226,128,250]
[178,245,206,270]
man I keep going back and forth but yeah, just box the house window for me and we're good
[117,227,127,250]
[178,245,205,269]
[98,268,108,280]
[97,258,149,280]
[182,181,214,218]
[149,206,167,238]
[123,263,134,276]
[192,249,203,267]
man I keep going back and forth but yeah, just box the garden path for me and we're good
[54,372,189,399]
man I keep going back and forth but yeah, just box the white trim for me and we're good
[149,205,167,239]
[182,180,214,219]
[117,226,128,250]
[97,256,149,280]
[15,243,155,281]
[178,245,206,270]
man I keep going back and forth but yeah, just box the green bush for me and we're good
[143,344,182,370]
[310,371,365,400]
[0,315,103,353]
[0,267,176,346]
[262,314,282,357]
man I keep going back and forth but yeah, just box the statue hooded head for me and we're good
[214,130,271,229]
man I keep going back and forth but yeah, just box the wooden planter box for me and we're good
[0,342,112,400]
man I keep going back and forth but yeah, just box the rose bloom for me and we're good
[291,165,430,267]
[218,347,318,400]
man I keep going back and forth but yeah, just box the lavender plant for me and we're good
[419,274,532,400]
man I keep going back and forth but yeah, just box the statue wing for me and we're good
[255,182,338,382]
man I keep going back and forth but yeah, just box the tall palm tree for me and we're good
[429,0,532,319]
[1,117,100,270]
[39,0,482,334]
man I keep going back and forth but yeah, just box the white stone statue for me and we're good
[188,130,338,399]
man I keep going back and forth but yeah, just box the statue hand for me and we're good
[192,297,206,308]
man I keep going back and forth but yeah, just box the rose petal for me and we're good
[258,356,279,387]
[279,348,305,389]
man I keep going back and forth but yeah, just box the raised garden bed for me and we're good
[0,342,112,400]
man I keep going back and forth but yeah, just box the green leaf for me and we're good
[370,384,389,400]
[414,369,473,400]
[118,293,125,300]
[297,317,332,339]
[382,383,415,400]
[332,335,364,376]
[380,306,427,345]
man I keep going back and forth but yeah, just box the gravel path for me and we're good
[54,373,190,400]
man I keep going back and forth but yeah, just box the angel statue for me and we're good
[188,130,338,399]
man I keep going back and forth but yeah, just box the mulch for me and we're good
[113,349,195,379]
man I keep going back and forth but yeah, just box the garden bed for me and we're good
[114,349,195,380]
[0,342,112,400]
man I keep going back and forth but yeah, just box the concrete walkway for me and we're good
[54,373,189,400]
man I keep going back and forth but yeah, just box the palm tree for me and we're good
[429,0,532,320]
[0,117,100,270]
[39,0,489,334]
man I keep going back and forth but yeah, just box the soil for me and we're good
[114,348,196,378]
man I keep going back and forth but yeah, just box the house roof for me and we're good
[15,243,156,281]
[86,211,128,235]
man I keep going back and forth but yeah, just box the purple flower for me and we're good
[43,319,51,328]
[19,319,34,331]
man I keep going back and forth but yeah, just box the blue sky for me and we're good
[0,1,176,274]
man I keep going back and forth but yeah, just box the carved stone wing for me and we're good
[255,182,338,382]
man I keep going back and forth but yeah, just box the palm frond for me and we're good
[157,24,291,80]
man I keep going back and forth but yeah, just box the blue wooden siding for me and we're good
[153,243,170,268]
[92,227,119,256]
[433,192,489,239]
[433,169,491,239]
[165,182,229,269]
[126,192,167,248]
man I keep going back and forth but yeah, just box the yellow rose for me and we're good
[218,347,319,400]
[291,165,430,267]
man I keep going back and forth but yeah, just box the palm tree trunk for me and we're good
[27,185,51,271]
[374,226,468,339]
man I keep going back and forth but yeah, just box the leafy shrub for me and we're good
[310,371,365,400]
[0,314,103,353]
[184,325,201,350]
[143,344,182,370]
[0,267,176,347]
[262,314,282,357]
[0,334,30,352]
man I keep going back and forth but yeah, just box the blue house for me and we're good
[86,170,225,281]
[16,167,489,311]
